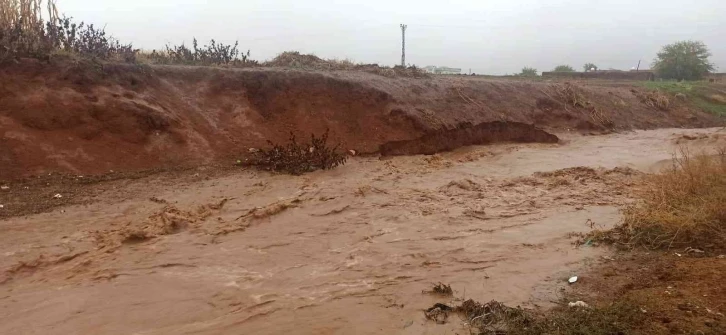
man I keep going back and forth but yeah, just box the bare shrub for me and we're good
[552,83,614,128]
[248,129,348,175]
[554,83,589,108]
[632,89,670,111]
[143,38,256,66]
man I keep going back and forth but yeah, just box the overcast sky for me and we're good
[59,0,724,75]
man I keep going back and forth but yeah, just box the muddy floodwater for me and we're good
[1,128,724,334]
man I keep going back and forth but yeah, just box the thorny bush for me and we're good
[247,129,348,175]
[144,38,256,66]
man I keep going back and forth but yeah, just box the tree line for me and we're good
[518,40,716,81]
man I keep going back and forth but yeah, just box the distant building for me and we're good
[422,66,462,75]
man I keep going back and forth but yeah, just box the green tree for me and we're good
[520,67,538,76]
[583,63,598,72]
[652,40,715,80]
[553,65,575,72]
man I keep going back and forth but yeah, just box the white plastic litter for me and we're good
[0,204,4,209]
[568,301,589,308]
[53,194,63,199]
[685,247,705,254]
[1,185,9,190]
[568,276,578,284]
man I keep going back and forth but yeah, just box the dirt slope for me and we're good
[0,59,722,179]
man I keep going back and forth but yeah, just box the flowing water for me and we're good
[1,128,724,334]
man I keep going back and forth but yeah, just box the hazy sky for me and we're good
[59,0,724,75]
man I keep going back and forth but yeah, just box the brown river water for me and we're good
[1,127,724,334]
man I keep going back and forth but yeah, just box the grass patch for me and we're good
[588,147,726,251]
[639,81,726,116]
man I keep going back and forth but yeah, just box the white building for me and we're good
[422,66,462,75]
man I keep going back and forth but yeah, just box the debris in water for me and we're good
[53,194,63,199]
[568,276,578,284]
[348,149,356,156]
[311,205,350,217]
[149,197,167,204]
[236,199,299,221]
[0,185,8,190]
[0,204,4,209]
[423,282,453,296]
[568,301,589,308]
[424,303,452,324]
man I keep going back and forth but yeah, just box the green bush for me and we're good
[652,40,715,81]
[583,63,598,72]
[520,67,538,76]
[553,65,575,72]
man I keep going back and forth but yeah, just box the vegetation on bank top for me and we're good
[1,1,720,83]
[519,66,538,76]
[140,39,256,66]
[0,1,428,77]
[553,65,576,72]
[0,0,253,66]
[653,40,716,81]
[641,81,726,116]
[583,63,598,72]
[0,0,136,62]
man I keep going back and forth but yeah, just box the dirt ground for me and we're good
[566,251,726,334]
[1,60,723,179]
[1,127,724,334]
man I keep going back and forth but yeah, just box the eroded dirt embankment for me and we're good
[380,121,559,156]
[1,60,722,179]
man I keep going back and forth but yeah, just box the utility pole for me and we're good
[400,24,407,67]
